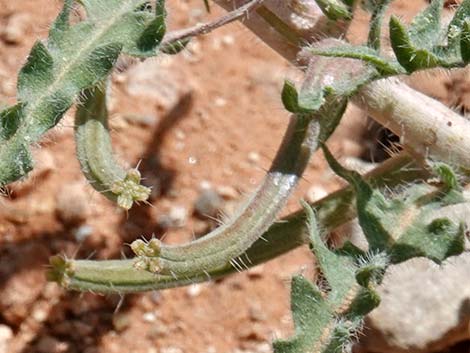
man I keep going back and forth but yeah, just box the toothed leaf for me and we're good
[322,144,395,252]
[304,203,357,306]
[390,218,465,264]
[17,41,54,101]
[273,276,332,353]
[275,205,382,353]
[323,145,466,265]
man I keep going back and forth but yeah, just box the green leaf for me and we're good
[274,204,382,353]
[0,0,168,185]
[315,0,352,21]
[447,0,470,50]
[391,219,465,263]
[273,276,334,353]
[17,41,54,102]
[321,144,395,252]
[281,80,324,114]
[389,15,444,72]
[303,202,357,305]
[407,0,444,47]
[461,19,470,62]
[282,80,301,113]
[322,144,466,265]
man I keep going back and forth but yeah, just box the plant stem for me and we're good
[353,77,470,170]
[214,0,348,62]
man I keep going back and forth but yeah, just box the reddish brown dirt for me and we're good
[0,1,468,353]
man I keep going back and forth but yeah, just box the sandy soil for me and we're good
[0,1,469,353]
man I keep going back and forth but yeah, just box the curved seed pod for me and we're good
[48,153,428,293]
[75,83,150,209]
[128,48,361,277]
[131,111,324,276]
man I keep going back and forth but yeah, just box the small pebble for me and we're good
[56,183,90,225]
[36,336,69,353]
[186,284,202,298]
[249,304,267,322]
[194,189,223,219]
[222,35,235,46]
[0,324,13,353]
[199,180,212,190]
[160,347,183,353]
[214,97,227,107]
[113,312,131,332]
[142,312,157,323]
[157,205,187,229]
[306,185,328,203]
[247,265,264,279]
[217,185,239,200]
[73,224,94,242]
[32,308,47,322]
[2,13,30,44]
[248,152,260,164]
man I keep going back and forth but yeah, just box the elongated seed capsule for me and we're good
[49,153,425,293]
[75,83,151,209]
[130,112,322,277]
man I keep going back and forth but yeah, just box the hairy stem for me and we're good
[49,152,427,292]
[161,0,264,48]
[353,77,470,170]
[214,0,348,62]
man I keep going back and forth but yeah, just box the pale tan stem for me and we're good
[354,78,470,169]
[213,0,348,62]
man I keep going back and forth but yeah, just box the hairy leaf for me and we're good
[273,204,381,353]
[322,145,466,264]
[0,0,166,185]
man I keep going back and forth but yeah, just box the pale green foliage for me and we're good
[315,0,352,20]
[274,204,381,353]
[0,0,166,186]
[276,148,467,353]
[322,145,466,264]
[309,0,470,91]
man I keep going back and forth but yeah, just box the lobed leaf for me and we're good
[274,204,382,353]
